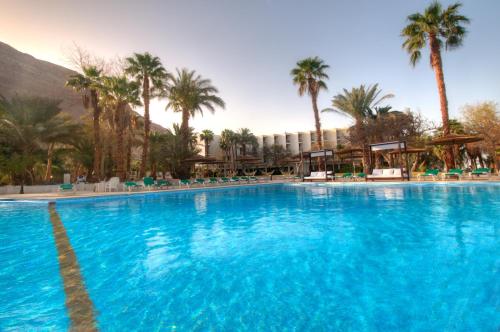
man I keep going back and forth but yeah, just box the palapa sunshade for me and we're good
[427,134,483,146]
[183,155,217,164]
[389,147,427,154]
[337,148,363,155]
[236,155,261,162]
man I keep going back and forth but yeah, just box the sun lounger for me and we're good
[179,179,191,187]
[105,177,120,192]
[143,177,155,190]
[193,178,206,186]
[441,169,463,180]
[230,176,240,183]
[303,171,333,181]
[219,177,231,184]
[417,169,439,181]
[124,181,141,192]
[354,172,366,181]
[208,177,219,185]
[471,168,491,178]
[155,179,172,189]
[58,183,75,193]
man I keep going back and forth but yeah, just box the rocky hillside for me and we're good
[0,41,165,131]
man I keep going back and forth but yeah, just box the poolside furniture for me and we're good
[219,177,231,184]
[179,179,191,187]
[124,181,141,192]
[366,168,406,181]
[303,171,333,182]
[143,177,155,190]
[354,172,366,181]
[417,169,439,181]
[155,179,172,189]
[208,177,219,185]
[249,176,259,182]
[105,177,120,192]
[340,173,353,181]
[76,175,86,184]
[58,183,75,193]
[440,169,464,180]
[230,176,240,183]
[193,178,206,186]
[471,168,491,178]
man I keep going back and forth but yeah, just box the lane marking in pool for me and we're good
[48,202,97,331]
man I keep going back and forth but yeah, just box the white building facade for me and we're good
[198,128,349,159]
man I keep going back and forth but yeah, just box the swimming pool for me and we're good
[1,183,499,331]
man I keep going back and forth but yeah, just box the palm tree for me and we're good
[125,53,169,177]
[66,66,104,180]
[100,76,141,180]
[402,1,469,168]
[199,129,214,157]
[166,68,225,151]
[0,96,78,193]
[291,57,329,149]
[323,84,394,172]
[219,129,237,172]
[236,128,258,156]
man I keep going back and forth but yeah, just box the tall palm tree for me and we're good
[166,68,225,152]
[125,52,169,177]
[323,84,394,171]
[402,1,469,168]
[100,76,141,180]
[236,128,258,156]
[199,129,214,157]
[66,66,104,180]
[291,57,329,149]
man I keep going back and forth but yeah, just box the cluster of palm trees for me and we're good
[218,128,259,171]
[291,1,470,170]
[66,53,225,180]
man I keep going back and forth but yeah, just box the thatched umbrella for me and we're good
[427,134,484,168]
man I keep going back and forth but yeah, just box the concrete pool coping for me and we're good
[1,177,499,202]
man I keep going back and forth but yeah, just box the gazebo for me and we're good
[427,134,484,168]
[302,149,335,181]
[368,141,410,181]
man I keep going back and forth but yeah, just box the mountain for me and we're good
[0,41,165,131]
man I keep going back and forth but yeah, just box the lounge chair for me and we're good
[471,168,491,178]
[367,168,406,181]
[105,177,120,192]
[155,179,172,189]
[230,176,240,183]
[417,169,439,181]
[354,172,366,181]
[124,181,141,192]
[441,169,463,180]
[58,183,75,193]
[339,173,353,181]
[219,177,231,184]
[179,179,191,187]
[208,177,219,185]
[143,177,155,190]
[193,178,206,186]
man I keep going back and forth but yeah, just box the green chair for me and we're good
[124,181,141,191]
[208,177,219,185]
[230,176,240,183]
[193,178,205,186]
[58,183,74,192]
[249,176,259,182]
[355,172,366,181]
[155,179,172,189]
[471,168,491,178]
[179,179,191,187]
[219,177,230,184]
[341,172,353,180]
[143,177,155,190]
[239,176,250,182]
[441,168,463,180]
[417,169,439,181]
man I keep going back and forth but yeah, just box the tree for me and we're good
[0,96,78,193]
[166,68,225,152]
[323,84,394,171]
[199,129,214,157]
[219,129,237,171]
[462,101,500,170]
[125,52,169,177]
[162,124,200,179]
[291,56,329,149]
[66,66,104,180]
[402,1,469,168]
[100,76,141,180]
[236,128,258,156]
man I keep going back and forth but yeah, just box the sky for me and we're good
[1,0,499,135]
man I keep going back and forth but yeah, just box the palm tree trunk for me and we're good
[311,93,323,149]
[45,143,55,181]
[140,77,150,177]
[204,140,209,157]
[181,109,190,153]
[115,104,126,181]
[90,90,102,181]
[430,34,454,169]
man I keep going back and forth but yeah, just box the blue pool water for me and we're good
[1,183,499,331]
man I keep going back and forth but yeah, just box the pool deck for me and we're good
[1,176,499,201]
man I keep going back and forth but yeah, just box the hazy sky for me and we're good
[1,0,499,134]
